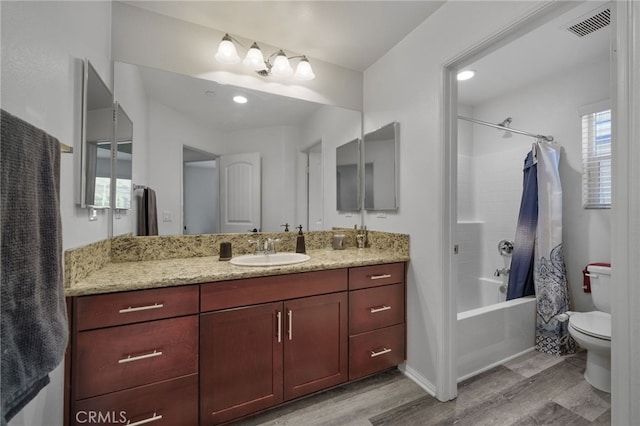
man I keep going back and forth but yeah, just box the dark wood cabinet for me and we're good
[348,263,406,381]
[283,292,348,400]
[200,271,348,425]
[200,302,283,425]
[66,262,406,426]
[68,285,199,426]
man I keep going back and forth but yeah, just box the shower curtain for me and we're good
[508,141,575,356]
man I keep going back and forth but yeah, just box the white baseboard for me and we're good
[399,363,437,398]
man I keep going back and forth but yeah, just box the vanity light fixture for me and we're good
[457,69,476,81]
[215,33,315,81]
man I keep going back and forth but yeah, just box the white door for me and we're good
[219,152,261,233]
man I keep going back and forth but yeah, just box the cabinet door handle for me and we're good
[370,274,392,280]
[126,412,163,426]
[287,310,293,341]
[118,350,163,364]
[370,305,392,313]
[119,303,164,314]
[370,348,392,358]
[277,311,282,343]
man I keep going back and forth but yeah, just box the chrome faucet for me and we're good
[248,236,280,255]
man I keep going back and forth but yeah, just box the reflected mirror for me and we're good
[79,60,113,208]
[336,138,360,212]
[364,122,399,211]
[114,103,133,210]
[113,62,362,235]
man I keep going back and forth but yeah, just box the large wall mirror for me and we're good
[113,61,362,236]
[78,60,113,209]
[364,122,399,211]
[336,138,360,212]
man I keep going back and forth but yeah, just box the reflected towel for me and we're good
[1,110,68,424]
[137,187,158,236]
[582,262,611,293]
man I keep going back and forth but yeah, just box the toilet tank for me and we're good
[587,264,611,313]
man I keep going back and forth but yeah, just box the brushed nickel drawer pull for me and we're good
[118,350,163,364]
[277,311,282,343]
[119,303,164,314]
[287,310,293,341]
[370,305,392,313]
[370,348,392,358]
[126,412,163,426]
[370,274,392,280]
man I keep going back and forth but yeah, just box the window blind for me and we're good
[581,109,611,209]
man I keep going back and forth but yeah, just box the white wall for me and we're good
[363,0,549,398]
[466,58,610,312]
[147,101,222,235]
[221,126,300,232]
[0,1,112,424]
[113,61,150,237]
[298,106,362,230]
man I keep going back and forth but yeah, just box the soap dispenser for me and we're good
[295,225,306,254]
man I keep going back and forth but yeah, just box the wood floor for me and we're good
[235,350,611,425]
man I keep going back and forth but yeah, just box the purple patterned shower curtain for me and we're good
[508,142,575,355]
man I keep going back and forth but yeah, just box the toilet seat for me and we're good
[569,311,611,341]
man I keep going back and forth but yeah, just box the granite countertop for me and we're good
[66,248,409,297]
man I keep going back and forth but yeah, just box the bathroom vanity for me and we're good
[64,236,408,426]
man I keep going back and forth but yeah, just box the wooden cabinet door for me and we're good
[200,302,283,425]
[283,292,348,400]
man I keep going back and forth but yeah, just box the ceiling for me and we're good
[121,1,445,72]
[121,1,612,132]
[458,1,611,106]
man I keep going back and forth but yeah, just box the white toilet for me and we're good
[567,264,612,393]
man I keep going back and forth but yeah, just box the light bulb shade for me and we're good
[294,57,315,81]
[215,35,240,64]
[243,43,266,71]
[271,51,293,77]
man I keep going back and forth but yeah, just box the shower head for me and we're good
[497,117,513,138]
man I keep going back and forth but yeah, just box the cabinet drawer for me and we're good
[75,285,199,331]
[349,324,405,380]
[75,315,198,400]
[349,263,405,290]
[349,283,404,335]
[72,374,197,426]
[201,269,347,312]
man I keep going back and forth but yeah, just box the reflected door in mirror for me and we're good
[220,152,261,233]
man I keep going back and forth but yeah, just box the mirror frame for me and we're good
[363,121,399,211]
[77,59,114,209]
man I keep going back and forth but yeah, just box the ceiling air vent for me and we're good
[566,7,610,38]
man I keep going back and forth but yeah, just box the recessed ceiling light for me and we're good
[233,95,248,104]
[457,70,476,81]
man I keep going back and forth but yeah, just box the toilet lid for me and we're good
[570,311,611,341]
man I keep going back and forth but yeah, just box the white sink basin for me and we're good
[229,252,311,267]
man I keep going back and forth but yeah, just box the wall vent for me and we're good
[566,7,610,38]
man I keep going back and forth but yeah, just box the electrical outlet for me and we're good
[162,211,172,222]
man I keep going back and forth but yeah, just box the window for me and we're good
[581,109,611,208]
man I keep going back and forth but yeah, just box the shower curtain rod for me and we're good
[458,115,554,142]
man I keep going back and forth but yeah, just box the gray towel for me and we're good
[1,110,68,425]
[137,187,158,236]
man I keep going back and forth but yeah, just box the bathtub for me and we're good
[457,277,536,381]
